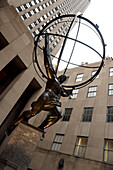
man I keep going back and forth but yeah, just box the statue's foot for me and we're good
[37,126,44,133]
[23,118,29,123]
[5,125,16,136]
[37,126,45,138]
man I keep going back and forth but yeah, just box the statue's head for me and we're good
[58,75,67,84]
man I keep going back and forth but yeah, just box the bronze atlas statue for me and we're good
[6,14,106,135]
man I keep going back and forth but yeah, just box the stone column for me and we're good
[0,122,43,169]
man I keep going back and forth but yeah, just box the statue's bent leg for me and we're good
[5,96,46,136]
[38,106,62,130]
[5,110,36,136]
[13,110,36,126]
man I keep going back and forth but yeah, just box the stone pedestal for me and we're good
[0,122,43,170]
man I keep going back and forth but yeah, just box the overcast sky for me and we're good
[53,0,113,71]
[84,0,113,57]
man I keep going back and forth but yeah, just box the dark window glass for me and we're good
[82,108,93,122]
[62,108,73,121]
[22,14,27,20]
[24,4,28,9]
[107,107,113,122]
[17,6,22,12]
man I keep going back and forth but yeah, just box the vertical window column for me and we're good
[87,86,97,97]
[108,84,113,95]
[75,73,83,82]
[82,107,93,122]
[107,107,113,122]
[73,137,88,158]
[51,134,64,152]
[69,89,79,99]
[109,68,113,77]
[104,139,113,164]
[92,70,99,78]
[62,108,73,121]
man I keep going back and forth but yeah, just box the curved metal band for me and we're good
[33,14,105,88]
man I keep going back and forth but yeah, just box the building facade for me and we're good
[29,59,113,170]
[8,0,90,54]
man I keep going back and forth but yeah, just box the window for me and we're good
[110,68,113,77]
[92,71,99,78]
[25,13,30,18]
[30,10,34,15]
[69,89,79,99]
[46,2,50,6]
[75,73,83,82]
[74,137,88,158]
[31,1,35,6]
[0,32,9,50]
[104,139,113,164]
[87,86,97,97]
[35,8,39,13]
[21,5,25,10]
[22,14,27,20]
[51,134,64,152]
[108,84,113,95]
[107,107,113,122]
[26,3,30,8]
[29,2,33,7]
[82,107,93,122]
[28,12,32,17]
[62,108,73,121]
[39,6,43,11]
[24,4,28,9]
[35,0,39,3]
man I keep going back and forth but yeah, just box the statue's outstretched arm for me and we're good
[44,34,56,80]
[61,88,73,97]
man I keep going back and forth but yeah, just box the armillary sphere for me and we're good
[33,14,106,89]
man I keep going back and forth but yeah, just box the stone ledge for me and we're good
[0,157,21,170]
[0,122,43,170]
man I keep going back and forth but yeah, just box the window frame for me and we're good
[109,68,113,77]
[92,70,99,78]
[69,89,79,99]
[73,136,88,158]
[51,133,64,152]
[82,107,93,122]
[62,108,73,121]
[108,84,113,96]
[87,86,97,98]
[106,106,113,122]
[103,139,113,164]
[75,73,83,82]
